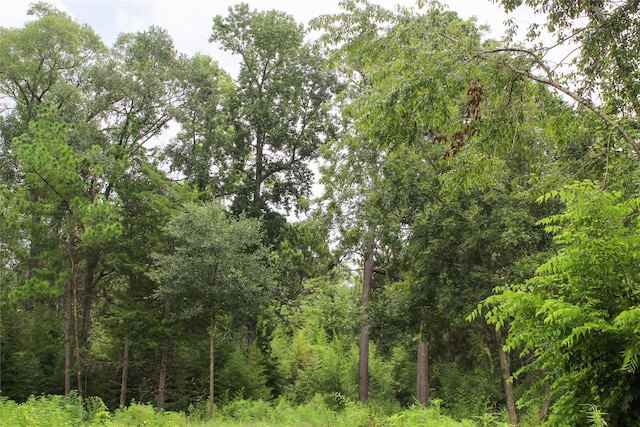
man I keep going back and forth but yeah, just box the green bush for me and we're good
[220,398,273,422]
[433,362,498,420]
[0,393,85,427]
[0,396,21,426]
[84,396,110,426]
[381,403,479,427]
[110,402,188,426]
[216,345,271,402]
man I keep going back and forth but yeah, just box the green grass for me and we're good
[0,394,511,427]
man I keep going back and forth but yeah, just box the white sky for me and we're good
[2,0,543,77]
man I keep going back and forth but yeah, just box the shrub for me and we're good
[0,393,85,427]
[110,402,188,426]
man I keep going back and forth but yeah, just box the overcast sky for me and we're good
[2,0,542,77]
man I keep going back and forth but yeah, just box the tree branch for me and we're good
[479,48,639,158]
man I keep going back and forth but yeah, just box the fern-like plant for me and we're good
[471,181,640,426]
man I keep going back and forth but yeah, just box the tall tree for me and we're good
[313,0,493,404]
[11,106,122,395]
[164,54,236,198]
[0,2,106,285]
[316,1,588,417]
[149,201,274,418]
[1,5,186,398]
[210,3,338,221]
[95,161,186,409]
[74,24,183,353]
[312,0,395,402]
[0,2,104,132]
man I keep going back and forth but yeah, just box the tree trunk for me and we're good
[358,325,369,403]
[156,338,169,412]
[539,382,552,422]
[496,327,518,425]
[253,132,264,212]
[359,224,375,403]
[27,195,43,282]
[416,340,429,406]
[209,313,216,419]
[64,276,72,395]
[80,257,98,347]
[70,228,83,397]
[120,337,130,409]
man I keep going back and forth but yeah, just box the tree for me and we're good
[0,2,106,285]
[1,5,190,400]
[149,201,274,418]
[315,2,587,419]
[94,161,186,409]
[311,0,398,403]
[210,3,338,220]
[0,2,104,130]
[164,54,236,198]
[11,106,121,395]
[489,0,639,158]
[476,181,640,425]
[313,0,506,406]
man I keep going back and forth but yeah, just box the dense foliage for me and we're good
[1,1,639,426]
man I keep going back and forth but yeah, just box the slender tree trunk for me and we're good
[156,338,169,412]
[359,224,375,403]
[64,277,72,395]
[416,340,429,406]
[120,337,130,409]
[246,318,257,350]
[209,313,216,419]
[496,327,517,425]
[27,194,43,282]
[80,258,98,347]
[358,325,369,403]
[70,228,83,397]
[248,130,264,350]
[253,132,264,211]
[539,382,552,422]
[73,298,83,397]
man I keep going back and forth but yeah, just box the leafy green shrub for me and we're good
[270,321,358,405]
[110,402,188,426]
[84,396,110,426]
[0,396,21,426]
[216,344,271,402]
[380,402,483,427]
[0,393,85,427]
[0,394,516,427]
[479,181,640,425]
[432,362,497,420]
[280,400,340,426]
[388,346,417,406]
[332,395,377,427]
[186,398,211,422]
[212,398,340,427]
[220,398,273,422]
